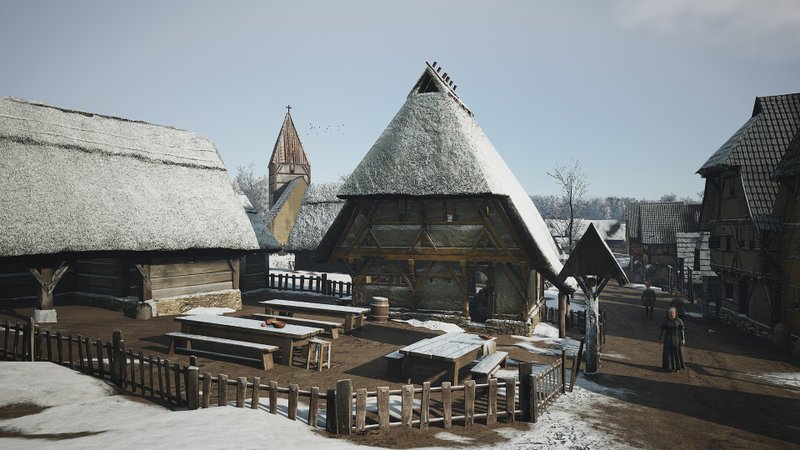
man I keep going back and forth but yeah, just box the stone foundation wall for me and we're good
[718,308,772,340]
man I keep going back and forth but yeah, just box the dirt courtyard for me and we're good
[1,285,799,449]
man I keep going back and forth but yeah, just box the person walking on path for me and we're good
[658,307,686,372]
[641,282,656,319]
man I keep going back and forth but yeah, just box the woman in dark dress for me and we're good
[658,307,685,372]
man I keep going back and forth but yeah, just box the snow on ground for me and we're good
[0,362,636,450]
[391,319,464,334]
[508,322,581,357]
[748,372,800,390]
[269,253,295,270]
[543,286,587,313]
[183,307,235,315]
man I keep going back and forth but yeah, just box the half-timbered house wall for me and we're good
[334,197,541,320]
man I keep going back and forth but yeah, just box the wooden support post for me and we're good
[202,372,211,408]
[135,264,152,302]
[336,379,353,435]
[519,363,532,422]
[228,259,240,290]
[289,383,299,420]
[236,377,247,408]
[187,366,199,410]
[84,337,93,374]
[464,380,476,427]
[309,387,320,428]
[442,381,452,429]
[401,384,414,428]
[251,377,260,410]
[269,380,278,414]
[377,386,390,429]
[487,378,498,425]
[356,388,367,431]
[420,381,431,429]
[217,373,227,406]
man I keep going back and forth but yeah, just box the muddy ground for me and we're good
[1,285,799,449]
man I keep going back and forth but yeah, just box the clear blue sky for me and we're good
[2,1,798,199]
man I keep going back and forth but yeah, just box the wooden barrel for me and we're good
[369,296,389,322]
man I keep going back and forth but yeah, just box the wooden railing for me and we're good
[268,273,352,299]
[1,320,577,434]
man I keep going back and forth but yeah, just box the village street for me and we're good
[565,284,800,449]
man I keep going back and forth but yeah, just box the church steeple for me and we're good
[268,106,311,208]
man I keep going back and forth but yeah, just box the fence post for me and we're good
[202,372,211,408]
[236,377,247,408]
[218,373,228,406]
[401,384,414,428]
[325,389,337,433]
[570,338,585,392]
[442,381,452,428]
[251,376,261,410]
[111,331,123,386]
[377,386,390,430]
[269,380,278,413]
[464,380,476,427]
[420,381,431,429]
[321,274,328,295]
[309,386,320,428]
[335,379,353,435]
[519,362,532,422]
[187,366,199,410]
[531,375,539,423]
[27,317,35,361]
[487,378,498,425]
[561,349,567,394]
[504,378,516,423]
[356,388,367,431]
[289,383,299,420]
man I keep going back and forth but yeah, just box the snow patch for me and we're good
[184,307,235,315]
[392,319,465,333]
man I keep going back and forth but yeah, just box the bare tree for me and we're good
[547,159,589,251]
[232,164,269,213]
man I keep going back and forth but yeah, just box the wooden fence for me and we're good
[1,319,577,434]
[268,273,351,299]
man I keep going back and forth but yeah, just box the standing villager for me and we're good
[641,282,656,319]
[658,307,686,372]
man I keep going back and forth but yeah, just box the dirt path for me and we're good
[1,285,799,448]
[586,284,800,449]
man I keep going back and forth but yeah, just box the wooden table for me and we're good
[259,299,371,333]
[174,315,323,366]
[399,333,497,385]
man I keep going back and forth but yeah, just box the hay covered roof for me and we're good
[0,97,261,258]
[285,182,345,252]
[334,63,567,289]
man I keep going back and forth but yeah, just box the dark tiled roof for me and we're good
[635,202,701,245]
[625,201,640,239]
[698,93,800,230]
[774,129,800,179]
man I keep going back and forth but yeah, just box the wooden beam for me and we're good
[134,264,153,301]
[335,248,526,261]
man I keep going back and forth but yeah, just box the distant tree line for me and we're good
[530,193,699,220]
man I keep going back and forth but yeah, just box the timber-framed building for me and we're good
[0,97,275,321]
[316,63,572,335]
[697,93,800,328]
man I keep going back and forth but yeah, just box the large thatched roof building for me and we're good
[317,63,571,335]
[0,97,274,321]
[285,182,346,272]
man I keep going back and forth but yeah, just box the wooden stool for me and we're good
[306,338,331,371]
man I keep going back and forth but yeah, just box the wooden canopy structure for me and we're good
[0,97,271,321]
[558,223,628,374]
[316,62,573,334]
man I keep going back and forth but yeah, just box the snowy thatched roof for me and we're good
[0,97,261,258]
[332,63,568,291]
[285,182,345,252]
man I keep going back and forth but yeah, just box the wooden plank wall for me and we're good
[150,258,233,299]
[74,259,137,297]
[241,253,268,292]
[0,263,75,300]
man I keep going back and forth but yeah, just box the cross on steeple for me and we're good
[286,105,292,113]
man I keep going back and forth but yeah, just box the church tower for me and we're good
[268,106,311,208]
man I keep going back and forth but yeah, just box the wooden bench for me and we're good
[251,313,343,339]
[384,350,405,379]
[166,332,279,370]
[470,351,509,384]
[259,299,370,333]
